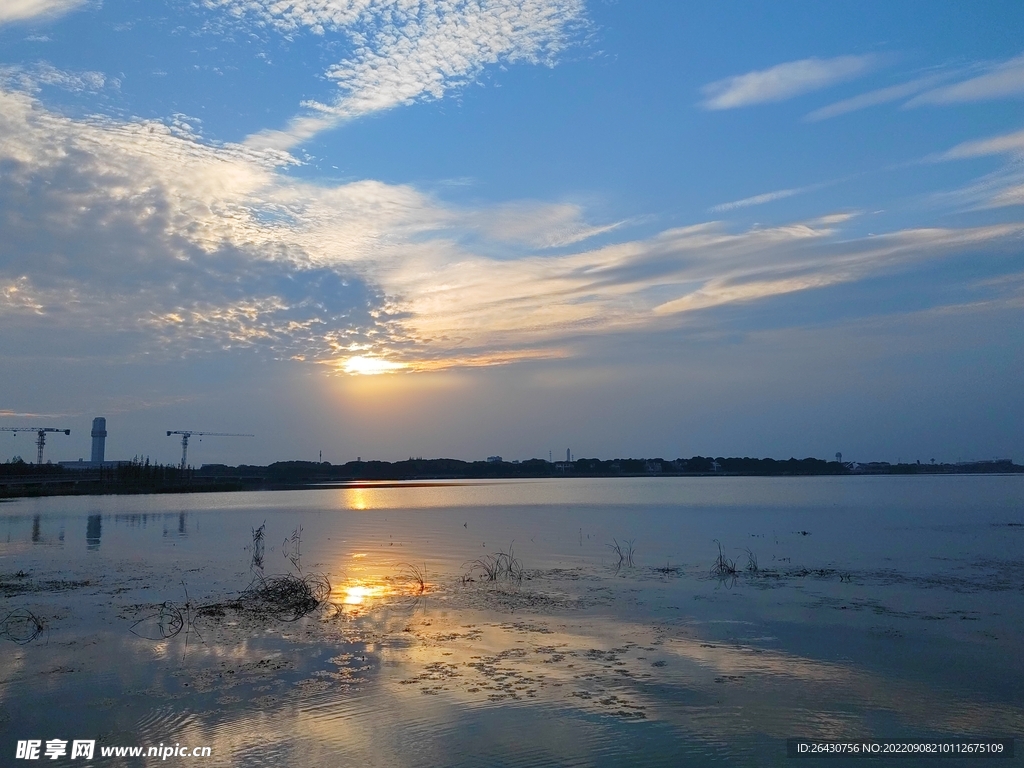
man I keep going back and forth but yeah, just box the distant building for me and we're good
[59,460,127,471]
[61,416,118,469]
[850,462,891,474]
[91,417,107,464]
[486,456,503,463]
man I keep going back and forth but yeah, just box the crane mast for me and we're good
[0,427,71,464]
[166,430,254,470]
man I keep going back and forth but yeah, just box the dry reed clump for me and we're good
[225,572,332,622]
[133,572,332,648]
[226,521,329,620]
[463,543,524,585]
[132,522,332,650]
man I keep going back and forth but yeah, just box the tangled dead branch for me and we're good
[608,538,636,569]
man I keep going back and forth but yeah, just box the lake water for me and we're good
[1,476,1023,766]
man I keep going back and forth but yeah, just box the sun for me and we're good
[343,356,408,375]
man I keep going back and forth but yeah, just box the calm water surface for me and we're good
[1,476,1023,766]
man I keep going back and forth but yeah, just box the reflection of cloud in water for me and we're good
[5,567,1024,766]
[381,607,1024,742]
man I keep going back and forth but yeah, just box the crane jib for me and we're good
[166,431,254,470]
[0,427,71,464]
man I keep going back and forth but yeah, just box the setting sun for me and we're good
[343,356,408,376]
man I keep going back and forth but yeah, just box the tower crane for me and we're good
[0,427,71,464]
[166,430,254,470]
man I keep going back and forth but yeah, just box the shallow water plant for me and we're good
[743,547,759,574]
[710,540,738,578]
[397,562,428,594]
[608,538,636,569]
[250,522,266,573]
[465,543,524,585]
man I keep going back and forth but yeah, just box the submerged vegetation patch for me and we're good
[0,573,91,597]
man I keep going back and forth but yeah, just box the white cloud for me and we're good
[2,86,1022,377]
[0,62,109,93]
[204,0,586,149]
[908,54,1024,105]
[701,54,880,111]
[0,0,84,24]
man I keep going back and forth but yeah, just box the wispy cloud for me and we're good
[0,409,66,419]
[938,127,1024,160]
[0,0,84,25]
[924,163,1024,213]
[207,0,586,149]
[908,54,1024,106]
[988,185,1024,208]
[930,128,1024,210]
[710,187,806,213]
[470,201,623,248]
[701,54,881,111]
[805,72,950,121]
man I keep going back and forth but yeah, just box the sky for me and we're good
[1,0,1023,467]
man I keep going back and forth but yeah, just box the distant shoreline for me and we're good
[1,456,1020,499]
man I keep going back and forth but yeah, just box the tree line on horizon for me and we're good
[4,455,1019,485]
[196,455,1021,482]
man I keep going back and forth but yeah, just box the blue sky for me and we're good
[1,0,1022,466]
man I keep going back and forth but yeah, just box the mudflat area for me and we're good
[2,477,1023,766]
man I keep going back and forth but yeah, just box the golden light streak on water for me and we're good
[330,572,430,615]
